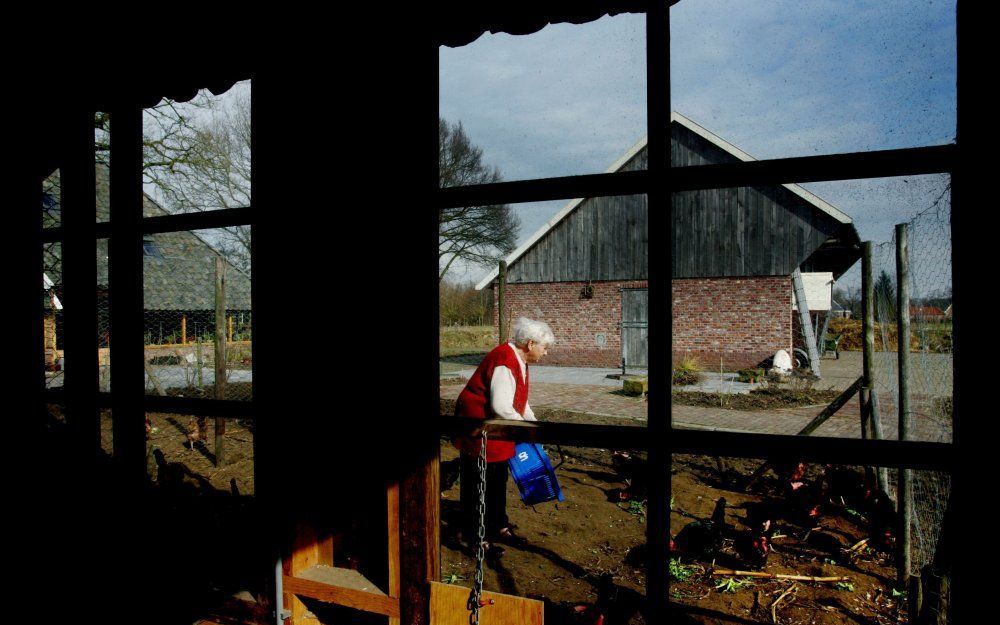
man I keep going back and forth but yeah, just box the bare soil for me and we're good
[438,432,907,624]
[671,388,841,411]
[50,393,907,625]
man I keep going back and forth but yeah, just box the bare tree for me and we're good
[439,118,519,281]
[143,88,252,274]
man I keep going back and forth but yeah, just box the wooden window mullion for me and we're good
[109,105,147,487]
[61,107,100,455]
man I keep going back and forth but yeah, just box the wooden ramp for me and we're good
[430,581,543,625]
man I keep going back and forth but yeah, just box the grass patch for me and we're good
[440,325,495,351]
[673,355,704,386]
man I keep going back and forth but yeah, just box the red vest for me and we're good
[454,343,529,462]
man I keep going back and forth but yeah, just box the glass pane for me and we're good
[98,237,111,392]
[670,174,952,445]
[41,169,61,228]
[142,80,251,213]
[96,111,110,223]
[143,227,252,401]
[43,242,63,388]
[441,441,646,623]
[100,408,113,457]
[442,196,647,425]
[146,413,254,495]
[670,1,956,159]
[440,14,646,184]
[670,454,951,624]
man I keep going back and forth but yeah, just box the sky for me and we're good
[438,0,956,292]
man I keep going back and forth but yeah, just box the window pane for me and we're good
[43,242,63,388]
[440,14,646,184]
[670,454,951,624]
[671,174,952,445]
[143,227,252,401]
[142,80,251,213]
[41,170,61,228]
[443,196,647,425]
[146,413,254,496]
[441,440,646,623]
[670,1,956,159]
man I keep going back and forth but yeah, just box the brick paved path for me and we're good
[440,378,951,443]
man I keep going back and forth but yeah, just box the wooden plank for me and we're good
[429,581,543,625]
[283,566,400,618]
[399,448,440,625]
[387,481,401,625]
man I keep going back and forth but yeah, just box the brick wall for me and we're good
[673,276,793,370]
[493,276,792,369]
[493,280,647,367]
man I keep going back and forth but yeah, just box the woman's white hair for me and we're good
[512,317,555,346]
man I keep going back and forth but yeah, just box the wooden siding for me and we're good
[507,122,843,283]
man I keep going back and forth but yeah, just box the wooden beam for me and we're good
[214,256,227,466]
[283,566,400,618]
[896,222,913,587]
[108,104,146,485]
[435,417,956,471]
[139,205,253,234]
[797,376,865,436]
[387,481,401,625]
[434,145,956,209]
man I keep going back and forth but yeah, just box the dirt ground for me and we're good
[439,442,908,625]
[52,381,913,624]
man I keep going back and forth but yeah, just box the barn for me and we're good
[42,165,252,366]
[477,112,862,370]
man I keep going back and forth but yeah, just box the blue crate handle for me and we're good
[508,442,565,505]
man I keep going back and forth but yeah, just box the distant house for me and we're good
[829,298,852,319]
[911,305,947,322]
[42,166,252,357]
[477,112,861,370]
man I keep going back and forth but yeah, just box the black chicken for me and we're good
[673,497,727,561]
[735,504,777,569]
[610,450,647,502]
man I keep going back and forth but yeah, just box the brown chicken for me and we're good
[185,418,201,450]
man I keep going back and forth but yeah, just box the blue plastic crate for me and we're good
[508,443,565,505]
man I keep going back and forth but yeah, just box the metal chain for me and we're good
[467,429,488,625]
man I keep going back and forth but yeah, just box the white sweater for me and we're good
[489,342,536,421]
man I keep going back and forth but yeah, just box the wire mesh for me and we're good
[141,229,252,401]
[868,181,952,576]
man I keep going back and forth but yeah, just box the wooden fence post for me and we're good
[498,260,508,344]
[227,314,233,343]
[215,256,227,466]
[861,242,890,496]
[181,314,187,345]
[896,223,913,588]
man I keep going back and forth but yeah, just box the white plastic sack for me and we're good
[771,349,793,375]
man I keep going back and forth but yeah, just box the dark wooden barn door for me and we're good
[621,288,648,369]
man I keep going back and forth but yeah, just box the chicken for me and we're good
[610,450,647,502]
[735,504,778,569]
[185,418,201,450]
[672,497,727,561]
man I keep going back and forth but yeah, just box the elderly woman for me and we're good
[454,316,555,556]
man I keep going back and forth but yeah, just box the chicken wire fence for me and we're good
[139,243,252,402]
[41,236,253,401]
[869,186,953,577]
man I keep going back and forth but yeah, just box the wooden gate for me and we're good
[621,288,648,369]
